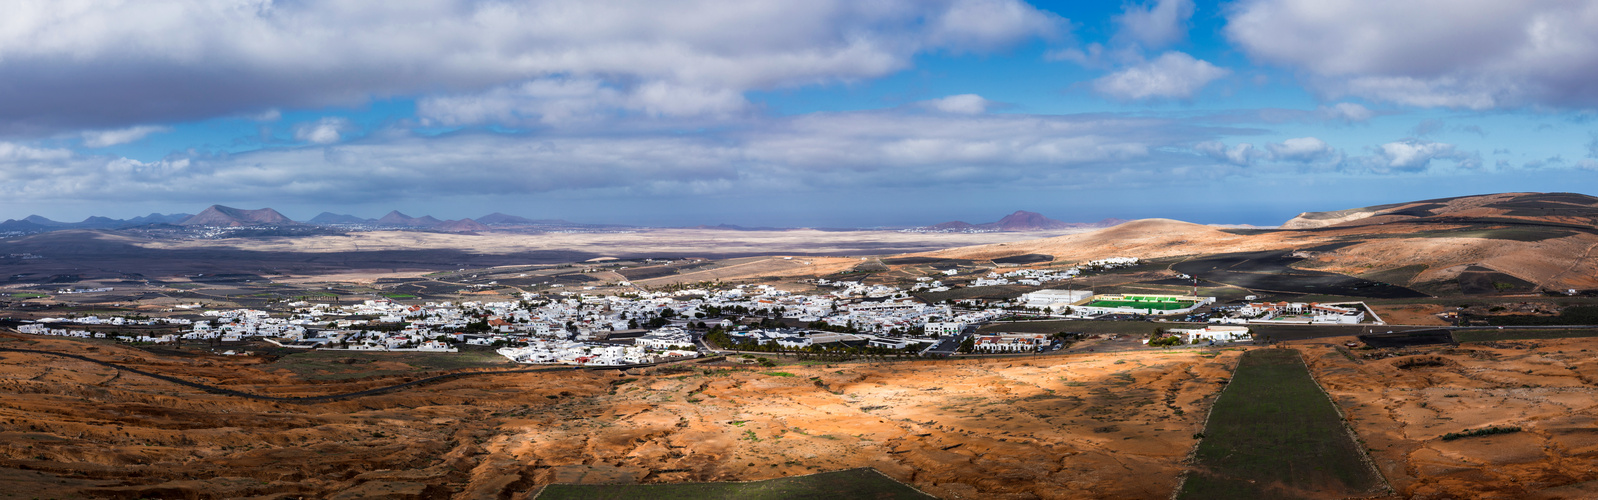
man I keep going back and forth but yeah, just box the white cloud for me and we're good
[292,118,353,144]
[1115,0,1194,48]
[0,0,1064,133]
[249,109,281,122]
[927,0,1066,51]
[81,125,170,147]
[1196,137,1343,167]
[418,78,750,127]
[1092,52,1228,100]
[0,110,1242,204]
[1195,141,1262,166]
[1351,139,1480,173]
[1226,0,1598,109]
[920,94,993,114]
[1266,137,1338,163]
[1317,103,1374,123]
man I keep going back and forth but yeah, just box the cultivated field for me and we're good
[1179,348,1385,499]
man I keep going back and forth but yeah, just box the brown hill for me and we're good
[991,210,1072,231]
[375,211,448,228]
[925,218,1256,262]
[0,332,1238,499]
[910,193,1598,292]
[375,210,420,226]
[1283,192,1598,229]
[177,205,293,227]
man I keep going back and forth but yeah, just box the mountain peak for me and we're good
[22,215,62,226]
[307,212,370,224]
[177,205,293,227]
[993,210,1067,231]
[478,212,536,225]
[921,211,1124,232]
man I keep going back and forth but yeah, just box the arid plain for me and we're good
[0,333,1238,499]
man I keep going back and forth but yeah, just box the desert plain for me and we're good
[0,331,1244,499]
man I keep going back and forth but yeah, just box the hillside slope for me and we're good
[922,219,1268,261]
[178,205,294,226]
[911,193,1598,292]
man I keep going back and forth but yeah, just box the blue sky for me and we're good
[3,0,1598,227]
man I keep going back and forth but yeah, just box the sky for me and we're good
[4,0,1598,227]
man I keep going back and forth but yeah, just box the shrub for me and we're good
[1440,426,1520,441]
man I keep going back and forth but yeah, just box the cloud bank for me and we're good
[1227,0,1598,109]
[0,0,1063,133]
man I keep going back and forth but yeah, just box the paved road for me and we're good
[922,324,980,356]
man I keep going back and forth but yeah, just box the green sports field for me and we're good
[1085,296,1195,310]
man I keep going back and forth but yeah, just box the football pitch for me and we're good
[1085,297,1195,310]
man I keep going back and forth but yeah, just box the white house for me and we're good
[1170,326,1251,343]
[923,321,965,337]
[1021,289,1093,309]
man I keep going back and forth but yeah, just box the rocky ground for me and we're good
[27,328,1598,499]
[1298,337,1598,499]
[0,333,1239,499]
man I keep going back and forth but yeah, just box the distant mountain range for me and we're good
[179,206,493,232]
[0,212,192,233]
[923,210,1127,232]
[0,206,1126,235]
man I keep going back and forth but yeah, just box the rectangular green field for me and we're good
[1085,300,1194,310]
[533,468,933,500]
[977,319,1163,335]
[1179,348,1384,499]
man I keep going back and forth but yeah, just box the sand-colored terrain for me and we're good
[134,229,1077,258]
[633,256,862,286]
[1298,337,1598,499]
[919,219,1270,263]
[1369,304,1450,326]
[0,333,1240,499]
[914,217,1598,291]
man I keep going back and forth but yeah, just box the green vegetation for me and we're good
[381,293,418,299]
[1440,426,1521,441]
[533,468,934,499]
[5,292,48,299]
[1148,336,1182,347]
[1452,328,1598,343]
[762,371,796,377]
[977,320,1157,336]
[1179,349,1383,499]
[1085,298,1194,310]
